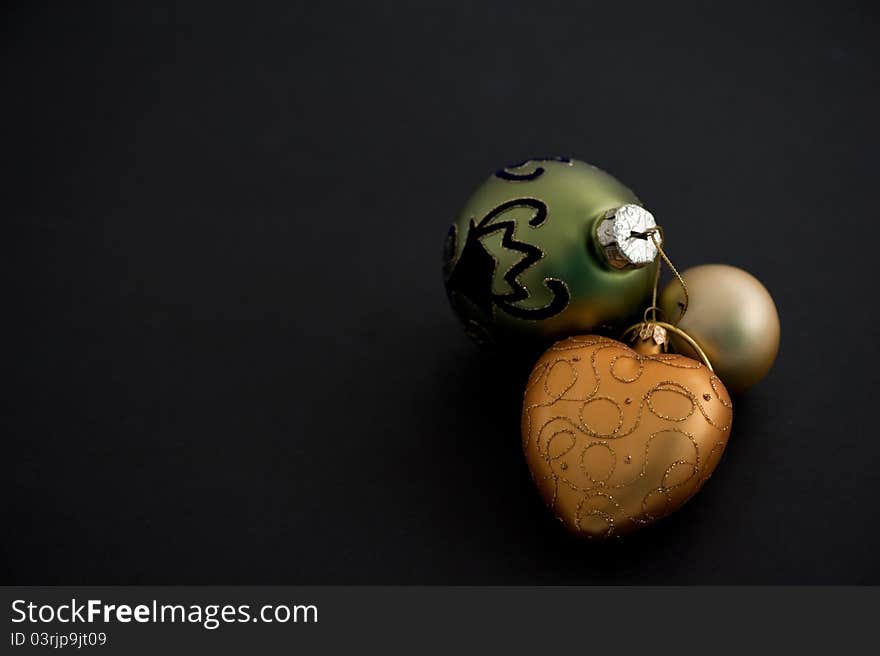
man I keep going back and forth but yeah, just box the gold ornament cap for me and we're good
[596,204,662,269]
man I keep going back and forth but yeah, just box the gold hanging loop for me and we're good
[621,321,714,371]
[622,223,711,369]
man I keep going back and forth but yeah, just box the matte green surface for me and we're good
[443,158,656,345]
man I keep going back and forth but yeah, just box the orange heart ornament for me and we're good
[521,334,732,538]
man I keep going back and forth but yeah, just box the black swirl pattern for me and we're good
[445,198,570,321]
[495,156,572,181]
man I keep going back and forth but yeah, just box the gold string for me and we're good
[651,228,688,325]
[649,230,661,323]
[622,224,710,368]
[634,226,688,326]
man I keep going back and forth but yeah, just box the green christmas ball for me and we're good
[443,157,658,346]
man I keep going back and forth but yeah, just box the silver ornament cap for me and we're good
[596,204,661,269]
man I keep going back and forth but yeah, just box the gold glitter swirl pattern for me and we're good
[521,335,733,538]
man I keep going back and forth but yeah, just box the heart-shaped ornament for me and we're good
[521,335,732,538]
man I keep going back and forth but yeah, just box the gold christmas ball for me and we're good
[660,264,780,394]
[522,335,732,538]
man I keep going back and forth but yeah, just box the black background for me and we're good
[3,1,878,584]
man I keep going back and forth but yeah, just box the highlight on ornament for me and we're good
[443,156,779,538]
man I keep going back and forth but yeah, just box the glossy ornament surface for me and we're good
[522,335,732,538]
[660,264,780,393]
[443,158,657,346]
